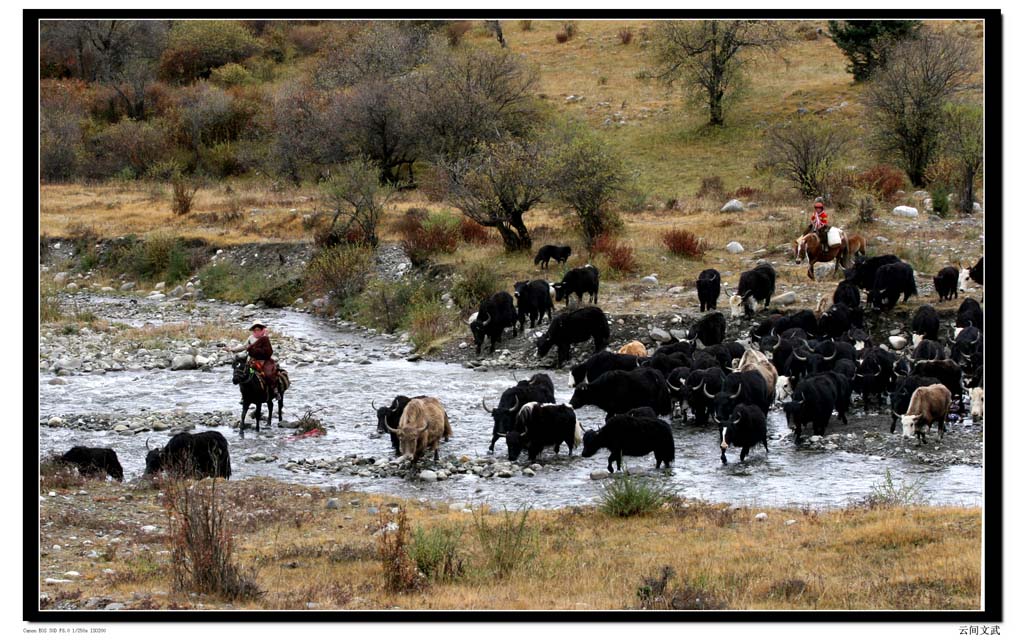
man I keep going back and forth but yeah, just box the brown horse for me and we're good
[793,231,867,280]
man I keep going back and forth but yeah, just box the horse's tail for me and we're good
[278,369,291,393]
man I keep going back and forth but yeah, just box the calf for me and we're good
[553,264,599,306]
[933,266,959,302]
[534,244,572,269]
[782,375,839,442]
[901,384,952,444]
[911,305,940,343]
[833,280,861,308]
[60,446,123,481]
[569,367,672,416]
[482,374,555,452]
[970,387,984,421]
[513,280,554,331]
[696,269,721,312]
[737,351,778,403]
[868,262,917,311]
[617,340,648,357]
[889,375,941,433]
[537,306,610,367]
[683,312,726,346]
[570,351,640,387]
[955,298,983,333]
[505,402,583,462]
[844,254,901,291]
[384,397,452,463]
[720,404,768,464]
[375,395,428,453]
[470,292,518,355]
[959,257,983,291]
[582,414,675,473]
[730,263,776,317]
[145,431,231,479]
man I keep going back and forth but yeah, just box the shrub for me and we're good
[696,175,725,200]
[376,508,421,593]
[304,245,374,311]
[451,265,501,312]
[861,469,925,508]
[618,28,634,45]
[407,298,456,351]
[160,21,261,82]
[599,475,670,517]
[460,218,491,244]
[591,232,618,255]
[164,477,262,601]
[519,20,533,31]
[930,185,952,217]
[40,453,86,490]
[473,506,538,578]
[855,164,908,200]
[760,118,852,197]
[446,21,473,47]
[662,229,706,258]
[209,62,256,88]
[398,210,461,265]
[357,279,421,334]
[635,566,726,610]
[563,22,578,39]
[605,242,638,275]
[409,525,465,582]
[555,31,569,44]
[171,177,199,216]
[856,192,877,223]
[89,118,167,179]
[320,158,393,247]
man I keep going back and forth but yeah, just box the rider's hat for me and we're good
[248,320,268,331]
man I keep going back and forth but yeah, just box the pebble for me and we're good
[590,470,610,480]
[785,519,797,526]
[418,470,438,482]
[326,498,340,510]
[754,512,768,521]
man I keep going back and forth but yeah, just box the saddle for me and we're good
[250,359,288,395]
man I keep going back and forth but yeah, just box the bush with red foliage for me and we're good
[555,31,570,44]
[855,165,908,200]
[661,229,706,259]
[460,219,491,244]
[591,232,618,255]
[605,242,638,274]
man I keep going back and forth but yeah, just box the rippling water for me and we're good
[38,299,983,509]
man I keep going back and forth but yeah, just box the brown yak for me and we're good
[901,384,952,444]
[793,230,867,280]
[617,341,648,357]
[385,397,452,463]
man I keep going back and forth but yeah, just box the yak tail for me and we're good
[574,420,583,447]
[443,413,453,440]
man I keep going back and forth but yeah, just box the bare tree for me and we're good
[759,116,852,198]
[941,102,983,213]
[412,47,542,160]
[864,32,979,186]
[649,20,789,126]
[269,81,330,184]
[175,82,233,171]
[438,137,549,251]
[320,158,394,247]
[314,22,432,89]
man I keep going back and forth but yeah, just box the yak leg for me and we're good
[763,438,769,454]
[489,433,500,452]
[266,395,274,429]
[740,446,750,462]
[720,448,728,465]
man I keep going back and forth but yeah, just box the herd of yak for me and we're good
[51,244,986,483]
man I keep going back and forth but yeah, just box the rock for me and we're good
[66,282,79,291]
[448,502,467,512]
[771,292,797,306]
[809,435,822,443]
[326,498,340,510]
[147,292,166,300]
[590,470,610,480]
[813,263,835,279]
[641,275,659,286]
[523,468,536,477]
[667,286,686,295]
[168,285,185,297]
[418,470,438,482]
[104,603,125,611]
[650,328,673,343]
[141,525,158,534]
[893,206,919,218]
[119,282,136,291]
[912,190,930,199]
[154,281,165,290]
[875,236,890,243]
[720,199,745,213]
[725,241,744,254]
[496,469,514,478]
[888,336,907,350]
[170,355,197,371]
[785,519,797,526]
[194,355,211,366]
[53,272,68,284]
[973,202,982,212]
[754,512,768,521]
[47,416,64,427]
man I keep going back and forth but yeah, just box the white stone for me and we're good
[725,241,744,254]
[448,502,467,512]
[667,286,685,295]
[119,282,135,291]
[754,512,768,521]
[154,281,165,290]
[771,291,797,306]
[141,525,158,534]
[720,199,745,213]
[785,519,797,526]
[170,355,197,371]
[641,275,659,286]
[418,470,438,482]
[888,336,907,350]
[590,470,610,480]
[893,206,919,218]
[650,328,673,343]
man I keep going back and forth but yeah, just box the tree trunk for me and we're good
[708,90,725,126]
[496,222,531,252]
[959,168,975,214]
[509,213,532,251]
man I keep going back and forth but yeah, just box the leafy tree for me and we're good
[941,102,983,213]
[759,116,852,197]
[268,81,329,184]
[159,20,260,82]
[546,124,627,249]
[827,20,921,82]
[864,32,979,186]
[320,158,394,247]
[314,21,432,89]
[437,137,549,252]
[648,20,788,127]
[173,82,234,171]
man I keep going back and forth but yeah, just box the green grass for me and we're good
[598,475,671,517]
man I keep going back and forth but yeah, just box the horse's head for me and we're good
[231,356,249,385]
[793,235,809,264]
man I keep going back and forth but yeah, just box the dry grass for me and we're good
[38,478,981,611]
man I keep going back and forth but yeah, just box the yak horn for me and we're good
[481,398,493,413]
[385,424,399,434]
[823,347,836,361]
[510,396,520,413]
[666,378,681,392]
[481,313,492,326]
[730,384,742,399]
[703,383,715,399]
[793,350,808,361]
[371,399,378,410]
[146,437,153,451]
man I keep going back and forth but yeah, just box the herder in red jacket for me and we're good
[804,197,831,251]
[227,320,279,391]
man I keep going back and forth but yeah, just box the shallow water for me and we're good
[38,299,983,509]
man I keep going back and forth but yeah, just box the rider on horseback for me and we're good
[805,197,830,256]
[226,320,279,392]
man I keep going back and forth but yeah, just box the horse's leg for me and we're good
[240,399,249,434]
[808,261,815,280]
[267,394,274,429]
[278,390,284,422]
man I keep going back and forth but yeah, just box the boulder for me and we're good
[120,282,136,292]
[641,275,659,286]
[154,281,165,290]
[720,199,745,213]
[667,286,686,295]
[973,202,982,213]
[53,272,68,285]
[725,241,744,254]
[590,470,610,480]
[418,470,438,482]
[893,206,919,218]
[650,328,673,343]
[888,336,907,350]
[912,190,930,199]
[771,291,797,306]
[168,285,185,297]
[170,355,197,371]
[65,283,78,292]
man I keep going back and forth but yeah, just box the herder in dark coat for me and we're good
[227,320,279,390]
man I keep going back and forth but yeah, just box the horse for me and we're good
[793,230,867,280]
[232,356,279,433]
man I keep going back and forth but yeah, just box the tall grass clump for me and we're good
[376,508,422,593]
[409,525,465,582]
[591,233,638,276]
[408,297,457,351]
[662,229,706,258]
[451,264,501,312]
[171,176,199,216]
[40,286,63,323]
[164,478,262,601]
[855,164,908,201]
[599,475,670,518]
[399,209,461,266]
[862,469,926,508]
[304,244,373,312]
[473,506,538,579]
[357,279,422,334]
